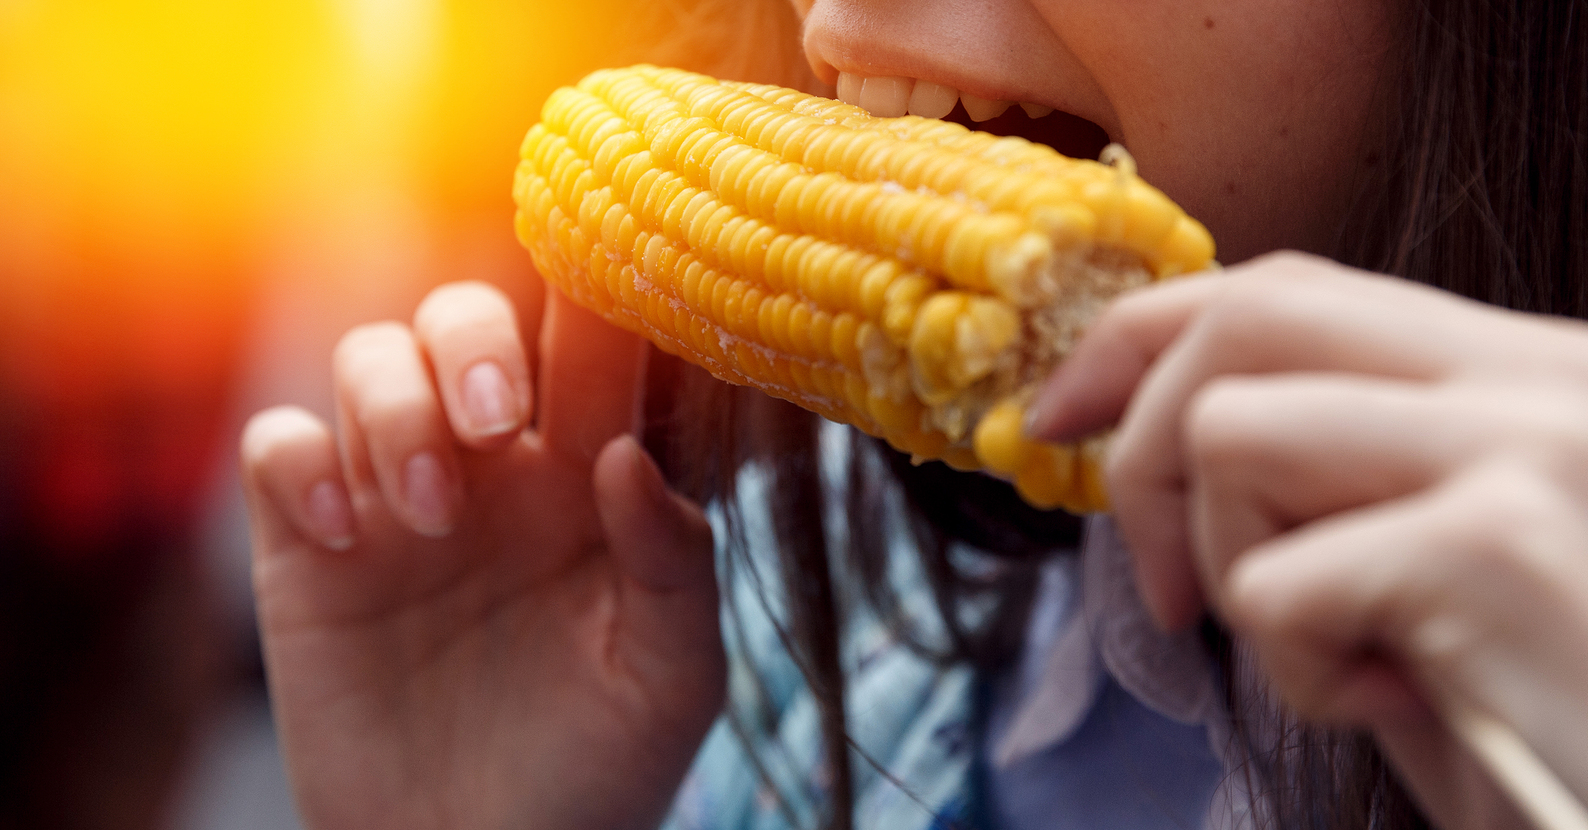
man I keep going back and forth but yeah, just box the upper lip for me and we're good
[804,51,1115,141]
[801,7,1072,108]
[798,0,1124,139]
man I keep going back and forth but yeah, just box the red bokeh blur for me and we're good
[0,1,689,825]
[0,0,664,556]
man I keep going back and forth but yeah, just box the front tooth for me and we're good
[859,75,913,117]
[1019,102,1055,119]
[960,94,1011,122]
[836,72,864,105]
[907,81,959,119]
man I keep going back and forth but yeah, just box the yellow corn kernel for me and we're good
[907,292,970,406]
[971,398,1033,476]
[1014,443,1078,511]
[514,65,1215,513]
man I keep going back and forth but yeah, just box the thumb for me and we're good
[592,434,722,679]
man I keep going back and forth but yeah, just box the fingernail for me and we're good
[460,361,520,437]
[305,479,355,550]
[402,452,454,537]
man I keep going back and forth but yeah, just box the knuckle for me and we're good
[1404,614,1480,682]
[1182,378,1264,466]
[1470,461,1558,522]
[333,321,414,375]
[1232,250,1336,282]
[1438,384,1588,488]
[1227,559,1306,644]
[1419,465,1588,647]
[1193,283,1294,357]
[1235,249,1301,275]
[1436,462,1572,575]
[331,324,436,432]
[240,406,329,477]
[351,382,436,438]
[413,280,515,341]
[1199,254,1355,340]
[1517,391,1588,472]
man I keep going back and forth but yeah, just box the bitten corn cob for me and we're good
[513,65,1214,512]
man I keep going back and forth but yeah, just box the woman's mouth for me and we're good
[833,71,1111,162]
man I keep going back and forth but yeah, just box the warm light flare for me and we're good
[0,0,661,550]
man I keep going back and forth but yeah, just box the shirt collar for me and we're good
[989,515,1221,769]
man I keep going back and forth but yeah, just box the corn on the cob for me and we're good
[513,65,1214,513]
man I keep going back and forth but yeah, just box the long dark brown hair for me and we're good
[1251,2,1588,828]
[636,1,1588,828]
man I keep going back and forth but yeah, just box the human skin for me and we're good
[794,0,1400,263]
[243,1,1584,828]
[243,283,723,830]
[1029,254,1588,828]
[804,1,1588,821]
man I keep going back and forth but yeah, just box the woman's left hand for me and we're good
[1028,252,1588,827]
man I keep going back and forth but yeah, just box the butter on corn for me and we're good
[513,65,1214,513]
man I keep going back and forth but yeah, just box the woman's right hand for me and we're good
[1031,254,1588,827]
[240,281,723,830]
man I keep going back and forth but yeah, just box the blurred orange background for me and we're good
[0,1,732,826]
[0,0,663,553]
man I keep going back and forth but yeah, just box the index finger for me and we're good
[1030,253,1481,629]
[413,281,534,449]
[1029,253,1476,442]
[1025,270,1230,442]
